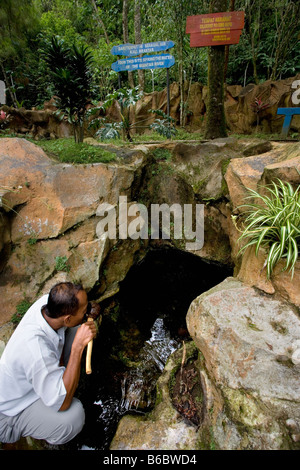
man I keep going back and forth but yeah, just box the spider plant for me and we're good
[237,178,300,279]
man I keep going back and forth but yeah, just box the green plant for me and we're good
[88,86,143,142]
[29,137,116,164]
[55,255,70,272]
[149,109,177,139]
[251,97,269,128]
[152,148,172,161]
[11,299,32,324]
[94,121,122,141]
[41,36,94,143]
[237,178,300,279]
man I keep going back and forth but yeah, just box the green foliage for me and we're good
[238,179,300,279]
[95,122,122,141]
[150,119,177,139]
[1,0,299,111]
[151,148,173,161]
[55,255,70,273]
[149,109,177,139]
[31,137,116,164]
[88,86,143,141]
[11,299,32,325]
[41,36,95,142]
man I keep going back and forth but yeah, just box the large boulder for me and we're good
[0,138,149,325]
[186,277,300,450]
[224,141,299,212]
[224,141,300,298]
[110,342,201,450]
[0,106,73,139]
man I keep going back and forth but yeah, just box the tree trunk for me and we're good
[123,0,135,88]
[134,0,145,91]
[90,0,110,45]
[178,38,184,127]
[205,0,228,140]
[223,0,235,82]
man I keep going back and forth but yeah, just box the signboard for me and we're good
[190,29,242,47]
[186,11,245,47]
[186,11,244,33]
[111,54,175,73]
[111,41,174,57]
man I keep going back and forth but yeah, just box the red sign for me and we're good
[186,11,245,47]
[190,30,242,47]
[186,11,244,34]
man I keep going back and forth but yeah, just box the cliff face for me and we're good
[0,135,299,450]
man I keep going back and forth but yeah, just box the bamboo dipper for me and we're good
[85,302,101,375]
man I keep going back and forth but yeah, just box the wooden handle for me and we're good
[86,338,93,375]
[85,310,101,375]
[86,316,93,375]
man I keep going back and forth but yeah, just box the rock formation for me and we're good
[1,74,300,139]
[0,137,148,325]
[187,278,300,450]
[109,138,300,450]
[0,134,299,450]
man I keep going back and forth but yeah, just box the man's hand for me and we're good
[72,321,97,352]
[60,322,97,411]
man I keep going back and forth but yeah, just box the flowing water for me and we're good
[68,314,183,451]
[64,247,232,450]
[119,316,180,411]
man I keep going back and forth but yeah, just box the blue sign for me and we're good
[111,41,175,57]
[111,54,175,72]
[277,107,300,138]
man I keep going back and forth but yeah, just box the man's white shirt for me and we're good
[0,295,67,416]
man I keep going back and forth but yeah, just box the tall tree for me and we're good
[134,0,145,91]
[122,0,135,88]
[205,0,228,139]
[0,0,39,107]
[90,0,110,45]
[224,0,235,81]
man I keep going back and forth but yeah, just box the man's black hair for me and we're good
[42,282,84,319]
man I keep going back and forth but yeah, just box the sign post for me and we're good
[111,41,175,120]
[111,41,175,57]
[186,11,245,139]
[111,54,175,73]
[186,11,245,47]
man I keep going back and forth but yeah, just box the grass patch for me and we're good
[151,147,173,161]
[11,299,33,325]
[34,138,117,164]
[0,134,117,164]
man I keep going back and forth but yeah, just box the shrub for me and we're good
[55,255,70,272]
[238,178,300,279]
[11,300,32,324]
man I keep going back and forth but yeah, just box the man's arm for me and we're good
[59,322,96,411]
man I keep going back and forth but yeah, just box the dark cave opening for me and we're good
[65,246,233,450]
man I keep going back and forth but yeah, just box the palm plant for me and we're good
[149,109,177,139]
[41,37,94,143]
[237,178,300,279]
[88,87,143,142]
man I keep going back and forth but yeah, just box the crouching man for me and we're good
[0,282,98,446]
